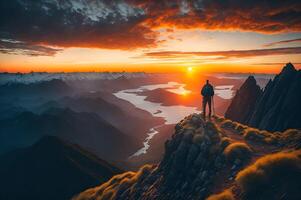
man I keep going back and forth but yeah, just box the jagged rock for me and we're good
[226,63,301,132]
[225,76,263,124]
[74,114,301,200]
[249,63,301,131]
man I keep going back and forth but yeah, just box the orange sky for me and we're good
[1,1,301,73]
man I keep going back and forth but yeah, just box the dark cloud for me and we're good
[128,0,301,33]
[0,0,157,55]
[144,47,301,60]
[264,38,301,47]
[0,39,61,56]
[0,0,301,56]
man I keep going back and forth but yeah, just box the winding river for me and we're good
[114,82,234,157]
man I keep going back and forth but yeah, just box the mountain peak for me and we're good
[281,62,297,74]
[74,114,301,200]
[245,75,256,84]
[225,75,262,123]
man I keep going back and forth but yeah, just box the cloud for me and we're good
[0,39,61,56]
[264,38,301,47]
[0,0,301,56]
[143,47,301,60]
[0,0,157,56]
[129,0,301,33]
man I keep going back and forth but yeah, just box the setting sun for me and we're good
[187,67,193,72]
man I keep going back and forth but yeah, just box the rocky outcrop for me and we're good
[248,63,301,132]
[73,115,252,200]
[226,63,301,132]
[74,114,301,200]
[225,76,262,124]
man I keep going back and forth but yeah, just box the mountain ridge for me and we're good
[226,63,301,132]
[73,114,301,200]
[0,135,122,200]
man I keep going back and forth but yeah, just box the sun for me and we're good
[187,67,193,72]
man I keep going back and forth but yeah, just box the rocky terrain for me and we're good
[73,114,301,200]
[226,63,301,132]
[225,76,262,124]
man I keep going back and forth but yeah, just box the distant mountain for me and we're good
[225,76,262,124]
[36,93,164,143]
[0,79,73,99]
[225,63,301,132]
[0,136,122,200]
[74,114,301,200]
[0,107,138,161]
[0,72,148,85]
[0,102,27,120]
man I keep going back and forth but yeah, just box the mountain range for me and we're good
[0,136,121,200]
[0,107,137,161]
[74,114,301,200]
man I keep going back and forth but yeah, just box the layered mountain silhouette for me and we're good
[225,63,301,132]
[0,107,138,161]
[0,136,121,200]
[225,76,262,124]
[74,114,301,200]
[0,79,73,98]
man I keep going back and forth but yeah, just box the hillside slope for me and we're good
[0,136,122,200]
[0,107,138,161]
[74,114,301,200]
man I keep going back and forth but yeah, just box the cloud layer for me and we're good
[129,0,301,33]
[0,39,61,56]
[264,38,301,47]
[0,0,301,56]
[144,47,301,60]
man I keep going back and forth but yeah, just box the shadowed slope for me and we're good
[0,136,122,200]
[74,114,301,200]
[225,76,262,124]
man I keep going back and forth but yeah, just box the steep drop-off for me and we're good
[74,114,301,200]
[226,63,301,132]
[225,76,262,124]
[248,63,301,131]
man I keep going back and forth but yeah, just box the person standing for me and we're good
[201,80,215,118]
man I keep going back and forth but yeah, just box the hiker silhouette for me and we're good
[201,80,214,118]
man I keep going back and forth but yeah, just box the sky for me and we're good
[0,0,301,73]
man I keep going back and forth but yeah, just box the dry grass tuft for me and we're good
[236,151,301,199]
[223,142,252,163]
[73,165,154,200]
[221,119,236,129]
[206,190,235,200]
[205,121,222,143]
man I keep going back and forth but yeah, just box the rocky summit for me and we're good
[226,63,301,132]
[225,76,262,124]
[73,114,301,200]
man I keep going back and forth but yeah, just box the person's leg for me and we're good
[208,97,212,117]
[202,97,206,118]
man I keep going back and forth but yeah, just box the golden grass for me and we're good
[236,151,301,199]
[206,190,235,200]
[223,142,252,163]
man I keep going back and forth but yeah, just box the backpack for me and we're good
[201,84,214,97]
